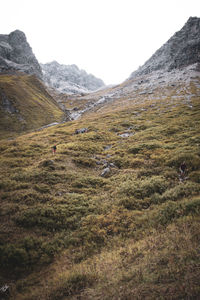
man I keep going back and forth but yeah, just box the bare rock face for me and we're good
[41,61,105,95]
[130,17,200,78]
[0,30,42,78]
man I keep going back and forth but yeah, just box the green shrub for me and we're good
[167,153,200,171]
[184,198,200,215]
[0,236,60,271]
[151,181,200,204]
[8,190,52,204]
[162,168,178,180]
[119,197,150,210]
[128,142,161,154]
[72,176,107,189]
[137,166,162,178]
[0,179,18,191]
[154,198,200,227]
[0,244,29,269]
[112,155,129,168]
[155,201,181,226]
[32,171,65,185]
[34,183,51,194]
[15,204,89,231]
[72,157,96,168]
[119,176,168,199]
[129,158,145,168]
[128,144,143,154]
[67,141,101,154]
[39,159,55,170]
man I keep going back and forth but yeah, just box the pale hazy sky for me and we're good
[1,0,200,84]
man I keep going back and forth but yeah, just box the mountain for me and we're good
[0,30,66,138]
[130,17,200,78]
[0,30,42,78]
[55,17,200,121]
[41,61,105,95]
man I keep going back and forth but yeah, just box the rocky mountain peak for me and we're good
[0,29,42,78]
[41,61,105,95]
[8,30,27,44]
[130,17,200,78]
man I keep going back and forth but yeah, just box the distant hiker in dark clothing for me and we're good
[52,145,57,155]
[180,161,186,175]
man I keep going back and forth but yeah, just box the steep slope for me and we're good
[41,61,105,95]
[0,30,42,78]
[130,17,200,78]
[0,74,65,138]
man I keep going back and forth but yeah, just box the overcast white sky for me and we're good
[1,0,200,84]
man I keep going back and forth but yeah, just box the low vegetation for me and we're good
[0,74,64,138]
[0,80,200,299]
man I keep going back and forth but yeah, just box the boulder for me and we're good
[101,167,111,177]
[75,128,88,134]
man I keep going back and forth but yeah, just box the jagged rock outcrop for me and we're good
[41,61,105,95]
[0,30,42,78]
[130,17,200,78]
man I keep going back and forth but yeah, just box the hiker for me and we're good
[179,161,186,178]
[52,145,57,155]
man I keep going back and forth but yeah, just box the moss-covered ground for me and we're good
[0,80,200,299]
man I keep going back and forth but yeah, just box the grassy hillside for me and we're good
[0,79,200,299]
[0,74,65,139]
